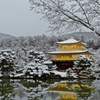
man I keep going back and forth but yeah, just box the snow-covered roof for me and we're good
[56,38,79,44]
[48,50,89,54]
[56,37,86,45]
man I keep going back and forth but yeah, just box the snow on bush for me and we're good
[0,49,16,75]
[22,50,50,77]
[74,55,92,70]
[23,62,49,77]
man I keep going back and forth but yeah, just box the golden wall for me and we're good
[58,43,84,51]
[51,53,91,61]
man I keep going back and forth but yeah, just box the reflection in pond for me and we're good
[59,92,77,100]
[88,80,100,100]
[49,80,95,100]
[0,79,14,100]
[0,79,99,100]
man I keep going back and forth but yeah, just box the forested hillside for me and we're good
[0,33,15,40]
[0,33,100,66]
[0,32,100,75]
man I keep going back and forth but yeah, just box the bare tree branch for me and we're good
[29,0,100,36]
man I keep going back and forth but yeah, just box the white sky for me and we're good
[0,0,49,37]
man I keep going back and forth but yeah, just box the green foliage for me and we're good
[0,79,14,99]
[21,80,40,88]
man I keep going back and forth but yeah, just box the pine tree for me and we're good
[73,55,92,78]
[0,49,16,76]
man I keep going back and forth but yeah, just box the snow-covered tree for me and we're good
[0,49,16,75]
[28,50,47,63]
[73,55,92,78]
[23,50,49,77]
[92,49,100,78]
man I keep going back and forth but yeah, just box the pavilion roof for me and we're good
[56,37,86,45]
[48,50,89,54]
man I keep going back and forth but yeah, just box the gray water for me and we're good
[0,79,100,100]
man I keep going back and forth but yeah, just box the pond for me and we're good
[0,79,100,100]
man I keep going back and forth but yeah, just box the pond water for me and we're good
[0,79,100,100]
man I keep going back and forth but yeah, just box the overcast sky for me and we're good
[0,0,49,37]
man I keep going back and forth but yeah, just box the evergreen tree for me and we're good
[73,55,92,78]
[0,49,16,76]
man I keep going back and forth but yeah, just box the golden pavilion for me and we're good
[48,37,93,70]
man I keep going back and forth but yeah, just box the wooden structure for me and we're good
[48,37,93,70]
